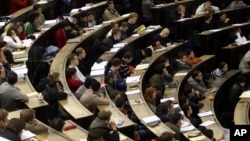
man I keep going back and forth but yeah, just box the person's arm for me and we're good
[26,120,48,134]
[195,5,205,16]
[94,94,109,105]
[14,90,29,102]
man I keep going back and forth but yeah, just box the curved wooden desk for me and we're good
[234,101,250,125]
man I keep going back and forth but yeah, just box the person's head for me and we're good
[182,104,192,116]
[7,118,26,136]
[101,38,112,47]
[156,102,168,115]
[128,12,138,24]
[91,81,101,92]
[80,12,88,22]
[75,47,86,59]
[179,95,189,107]
[170,112,182,128]
[48,71,60,81]
[105,72,117,84]
[144,87,156,105]
[219,12,227,21]
[33,4,43,14]
[204,1,212,11]
[219,61,228,72]
[203,73,214,84]
[165,100,175,114]
[152,40,162,50]
[156,132,175,141]
[110,58,122,70]
[177,4,185,15]
[115,96,126,108]
[204,13,212,22]
[28,11,40,23]
[111,27,121,40]
[0,41,8,51]
[107,1,115,10]
[66,67,77,79]
[151,83,161,94]
[202,129,215,140]
[84,77,96,89]
[87,12,95,22]
[87,128,105,141]
[142,48,152,57]
[50,117,65,132]
[236,75,246,87]
[68,16,77,24]
[185,49,195,58]
[20,109,36,123]
[6,27,17,37]
[183,84,195,98]
[159,56,170,67]
[67,53,79,66]
[7,71,18,85]
[109,90,121,102]
[122,51,133,63]
[154,64,164,75]
[192,70,203,81]
[97,110,112,125]
[0,108,8,130]
[14,22,25,34]
[110,21,119,29]
[60,21,71,32]
[177,51,188,62]
[120,22,129,32]
[160,28,170,38]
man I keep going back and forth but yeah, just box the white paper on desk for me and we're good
[0,137,10,141]
[147,25,161,30]
[90,69,104,76]
[141,115,160,125]
[180,125,195,132]
[91,61,108,70]
[146,29,154,32]
[174,72,187,76]
[160,97,175,103]
[135,63,149,70]
[44,19,57,25]
[108,47,120,53]
[11,64,26,70]
[155,4,165,7]
[209,29,221,32]
[126,75,140,83]
[81,6,91,11]
[33,33,41,39]
[199,120,216,127]
[181,120,190,127]
[41,27,50,31]
[198,111,213,117]
[122,13,130,17]
[22,39,33,48]
[67,38,82,43]
[232,23,244,27]
[70,8,80,13]
[239,90,250,98]
[125,89,140,95]
[102,20,114,24]
[21,130,36,140]
[113,43,127,48]
[80,139,87,141]
[0,22,6,27]
[36,0,48,4]
[132,34,140,37]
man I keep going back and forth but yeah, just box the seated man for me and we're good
[33,4,45,29]
[119,51,133,79]
[173,51,192,71]
[126,12,139,37]
[20,109,48,134]
[226,0,247,9]
[142,0,155,21]
[187,70,209,94]
[216,12,231,28]
[102,1,120,21]
[195,1,220,16]
[153,28,173,47]
[131,48,152,68]
[0,71,29,111]
[89,110,119,141]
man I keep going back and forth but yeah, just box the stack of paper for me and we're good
[135,63,149,70]
[147,25,161,30]
[44,19,57,25]
[174,72,187,76]
[67,38,82,43]
[180,125,195,132]
[125,89,140,95]
[12,65,27,80]
[91,61,108,70]
[126,75,140,84]
[141,115,161,126]
[199,120,216,127]
[160,97,175,103]
[21,130,36,140]
[240,90,250,98]
[198,111,213,117]
[90,69,104,76]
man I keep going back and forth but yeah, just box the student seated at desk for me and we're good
[156,102,171,123]
[74,76,96,100]
[42,79,67,121]
[187,70,209,95]
[3,27,26,52]
[106,21,119,38]
[126,12,139,37]
[153,28,173,47]
[14,22,27,40]
[211,61,228,79]
[108,27,122,45]
[75,47,87,76]
[89,110,119,141]
[67,53,86,83]
[142,0,155,21]
[144,87,157,113]
[226,0,247,9]
[195,1,220,16]
[78,12,89,28]
[102,1,120,21]
[119,51,133,79]
[9,0,33,14]
[67,16,86,38]
[173,51,192,71]
[216,12,231,28]
[0,41,13,70]
[80,81,109,114]
[170,4,190,21]
[131,48,152,68]
[148,39,163,52]
[87,11,97,27]
[229,26,247,44]
[66,67,83,94]
[165,113,183,141]
[203,73,214,88]
[0,108,8,131]
[185,49,201,65]
[201,13,215,32]
[0,71,29,112]
[33,4,45,29]
[54,21,71,49]
[87,128,105,141]
[24,11,40,35]
[20,109,48,134]
[0,118,26,141]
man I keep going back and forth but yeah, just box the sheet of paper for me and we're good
[239,90,250,98]
[108,47,120,53]
[198,111,213,117]
[160,97,175,103]
[125,89,140,95]
[181,120,190,127]
[135,63,149,70]
[21,130,36,140]
[44,19,57,25]
[113,43,127,48]
[81,6,91,11]
[90,69,104,76]
[199,120,216,127]
[126,75,140,83]
[174,72,187,76]
[147,25,161,30]
[91,61,108,70]
[180,125,195,132]
[0,137,10,141]
[141,115,160,125]
[70,8,80,13]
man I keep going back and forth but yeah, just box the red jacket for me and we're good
[9,0,33,14]
[67,78,82,93]
[54,28,67,49]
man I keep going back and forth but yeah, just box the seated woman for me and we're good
[14,22,26,40]
[3,27,25,52]
[211,61,228,79]
[66,67,83,93]
[144,87,157,113]
[170,4,190,21]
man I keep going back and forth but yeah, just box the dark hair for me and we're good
[60,21,71,28]
[109,90,120,100]
[87,128,104,141]
[181,104,190,116]
[33,4,42,10]
[50,117,65,132]
[0,41,7,48]
[183,84,193,96]
[97,110,112,121]
[151,83,161,91]
[66,67,77,79]
[120,21,129,27]
[111,27,120,36]
[28,11,40,22]
[84,77,96,89]
[115,97,126,108]
[6,27,15,36]
[91,81,101,92]
[185,48,193,56]
[110,58,122,66]
[7,118,26,133]
[154,64,164,74]
[170,112,182,124]
[177,51,186,59]
[101,38,112,47]
[7,71,18,85]
[156,132,175,141]
[122,51,133,59]
[20,109,35,122]
[236,75,246,84]
[105,72,116,83]
[192,70,201,78]
[156,103,168,115]
[219,61,227,70]
[179,95,188,107]
[204,13,212,21]
[142,48,152,57]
